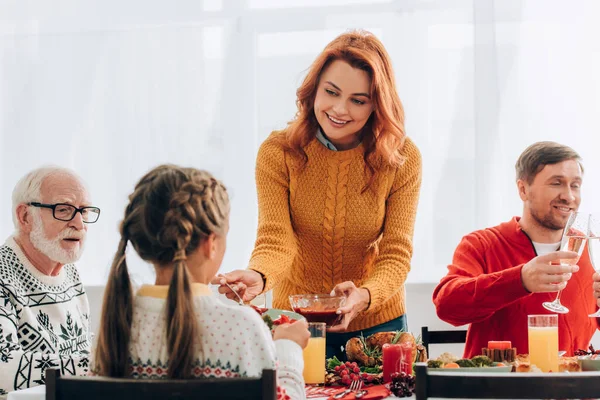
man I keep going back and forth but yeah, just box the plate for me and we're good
[430,366,512,373]
[263,308,305,322]
[579,358,600,371]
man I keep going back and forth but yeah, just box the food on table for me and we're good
[514,353,582,373]
[293,309,340,326]
[346,336,376,366]
[469,355,494,367]
[262,315,274,330]
[325,357,382,387]
[427,354,507,370]
[345,331,424,367]
[559,356,581,372]
[513,354,543,373]
[389,372,416,398]
[455,359,477,368]
[249,305,298,331]
[437,352,458,365]
[249,304,268,315]
[272,313,297,325]
[426,359,444,369]
[289,293,346,327]
[366,331,397,349]
[575,344,600,357]
[326,331,422,387]
[442,362,459,369]
[514,354,530,372]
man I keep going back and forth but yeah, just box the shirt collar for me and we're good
[316,128,338,151]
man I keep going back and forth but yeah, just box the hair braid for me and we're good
[95,164,229,379]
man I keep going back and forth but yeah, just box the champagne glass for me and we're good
[542,212,589,314]
[588,214,600,317]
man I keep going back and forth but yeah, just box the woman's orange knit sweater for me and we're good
[249,131,422,331]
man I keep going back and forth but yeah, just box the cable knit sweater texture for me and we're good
[249,131,422,331]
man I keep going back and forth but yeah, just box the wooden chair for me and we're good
[420,326,467,356]
[45,368,277,400]
[414,363,600,399]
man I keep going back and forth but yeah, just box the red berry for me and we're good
[341,370,348,376]
[353,367,360,374]
[340,364,346,370]
[352,375,359,381]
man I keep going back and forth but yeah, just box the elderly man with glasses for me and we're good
[0,166,100,397]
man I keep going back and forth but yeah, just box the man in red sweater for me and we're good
[433,141,598,357]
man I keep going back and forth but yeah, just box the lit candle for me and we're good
[488,341,512,350]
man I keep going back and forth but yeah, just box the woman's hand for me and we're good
[327,281,371,333]
[211,269,265,302]
[273,319,310,349]
[593,272,600,308]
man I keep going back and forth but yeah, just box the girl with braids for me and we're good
[92,164,309,399]
[215,30,422,360]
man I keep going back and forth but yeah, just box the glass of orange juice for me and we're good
[528,314,558,372]
[303,322,326,385]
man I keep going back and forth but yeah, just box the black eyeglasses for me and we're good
[28,202,101,223]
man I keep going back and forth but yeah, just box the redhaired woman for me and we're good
[216,30,422,359]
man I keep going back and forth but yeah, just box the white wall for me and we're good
[2,0,600,289]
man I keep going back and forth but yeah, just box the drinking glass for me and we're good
[588,214,600,317]
[302,322,326,385]
[542,212,588,314]
[528,314,558,372]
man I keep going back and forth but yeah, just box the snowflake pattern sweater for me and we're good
[120,284,305,400]
[249,132,422,331]
[0,237,91,398]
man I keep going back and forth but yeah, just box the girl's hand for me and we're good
[273,319,310,349]
[327,281,370,333]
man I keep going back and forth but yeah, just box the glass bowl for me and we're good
[289,293,346,327]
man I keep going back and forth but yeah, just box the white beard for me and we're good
[29,211,85,264]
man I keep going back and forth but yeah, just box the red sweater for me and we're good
[433,217,598,357]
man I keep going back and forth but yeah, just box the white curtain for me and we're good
[1,0,599,285]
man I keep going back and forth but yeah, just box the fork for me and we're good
[352,381,366,398]
[353,380,363,395]
[218,275,244,305]
[333,379,361,399]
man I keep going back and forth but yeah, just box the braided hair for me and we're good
[93,165,229,378]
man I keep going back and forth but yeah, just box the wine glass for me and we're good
[542,211,589,314]
[588,214,600,317]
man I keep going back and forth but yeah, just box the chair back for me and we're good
[420,326,467,355]
[45,368,277,400]
[414,363,600,399]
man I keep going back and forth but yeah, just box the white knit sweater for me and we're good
[125,284,305,399]
[0,237,91,398]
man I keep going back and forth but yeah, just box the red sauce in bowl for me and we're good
[292,308,342,327]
